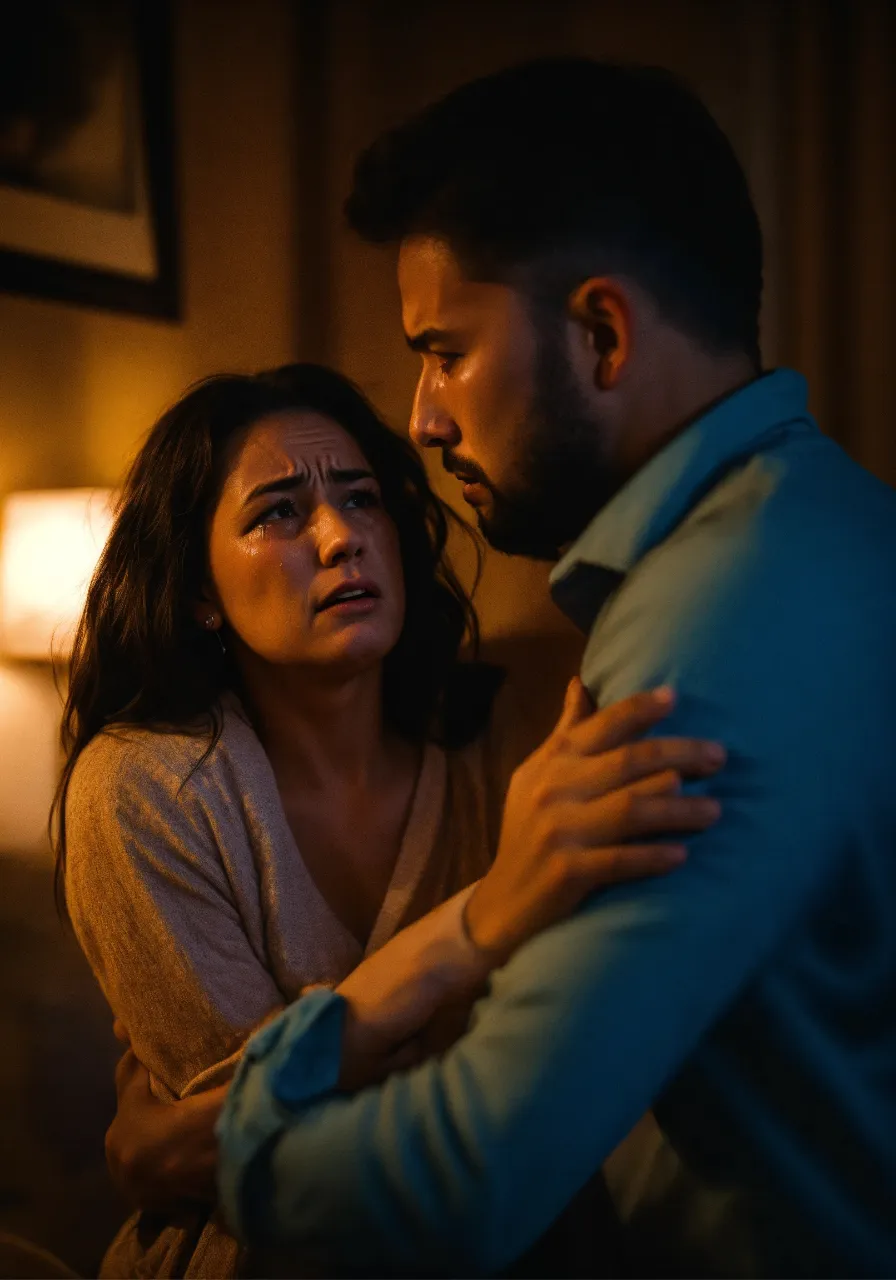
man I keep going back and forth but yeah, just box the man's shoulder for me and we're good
[629,436,895,613]
[585,437,896,703]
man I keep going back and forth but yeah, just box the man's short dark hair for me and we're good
[345,57,763,365]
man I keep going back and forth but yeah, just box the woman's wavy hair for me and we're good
[51,363,502,903]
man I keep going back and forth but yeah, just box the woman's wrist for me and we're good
[437,881,495,984]
[461,880,515,966]
[333,882,494,1090]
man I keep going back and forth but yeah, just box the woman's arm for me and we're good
[64,733,289,1105]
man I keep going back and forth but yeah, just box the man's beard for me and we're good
[476,329,618,561]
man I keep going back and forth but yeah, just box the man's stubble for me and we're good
[477,322,618,561]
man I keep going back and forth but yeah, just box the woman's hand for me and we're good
[105,1022,226,1212]
[463,680,725,964]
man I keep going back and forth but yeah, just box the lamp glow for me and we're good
[0,489,115,660]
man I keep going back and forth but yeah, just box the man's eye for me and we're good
[435,353,460,374]
[343,488,380,510]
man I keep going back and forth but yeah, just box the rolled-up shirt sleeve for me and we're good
[217,525,850,1276]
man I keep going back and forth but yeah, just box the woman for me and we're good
[56,364,724,1277]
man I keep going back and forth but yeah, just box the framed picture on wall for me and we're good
[0,0,179,321]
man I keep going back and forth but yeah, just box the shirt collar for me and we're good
[549,370,813,624]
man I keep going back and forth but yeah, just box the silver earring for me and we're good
[204,614,226,655]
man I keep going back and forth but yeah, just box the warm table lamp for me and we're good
[0,488,115,660]
[0,489,114,851]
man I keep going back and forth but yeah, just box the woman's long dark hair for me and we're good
[51,363,503,904]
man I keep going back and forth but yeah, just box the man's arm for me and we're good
[109,691,724,1216]
[218,537,845,1276]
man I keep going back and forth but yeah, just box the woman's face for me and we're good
[204,409,406,676]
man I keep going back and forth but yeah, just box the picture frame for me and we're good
[0,0,179,321]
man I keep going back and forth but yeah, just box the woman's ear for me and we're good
[567,277,633,390]
[192,590,223,632]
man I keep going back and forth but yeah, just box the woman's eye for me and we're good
[343,488,380,510]
[435,353,460,375]
[258,497,299,525]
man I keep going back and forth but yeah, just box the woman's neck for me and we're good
[238,659,395,794]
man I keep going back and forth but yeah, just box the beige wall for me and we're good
[0,0,299,509]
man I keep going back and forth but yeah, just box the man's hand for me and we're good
[464,680,725,963]
[106,1022,226,1212]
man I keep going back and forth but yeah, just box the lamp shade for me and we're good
[0,488,115,660]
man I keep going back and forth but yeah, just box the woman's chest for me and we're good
[278,788,411,951]
[245,741,499,993]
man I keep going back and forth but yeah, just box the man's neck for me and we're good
[618,347,759,482]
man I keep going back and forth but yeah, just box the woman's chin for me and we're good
[307,620,400,672]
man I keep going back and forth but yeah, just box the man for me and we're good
[142,59,896,1276]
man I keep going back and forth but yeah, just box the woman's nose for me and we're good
[315,506,363,565]
[409,378,461,450]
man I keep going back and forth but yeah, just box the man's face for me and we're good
[398,235,613,560]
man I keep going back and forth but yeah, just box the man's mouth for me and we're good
[460,481,488,506]
[443,456,490,507]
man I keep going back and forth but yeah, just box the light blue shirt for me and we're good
[217,371,896,1277]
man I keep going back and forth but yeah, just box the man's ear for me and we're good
[567,278,632,390]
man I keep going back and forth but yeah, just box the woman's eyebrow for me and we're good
[244,467,375,505]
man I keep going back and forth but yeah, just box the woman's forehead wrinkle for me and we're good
[237,449,345,502]
[236,417,370,496]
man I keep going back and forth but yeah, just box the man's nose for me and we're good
[315,506,362,566]
[409,376,461,450]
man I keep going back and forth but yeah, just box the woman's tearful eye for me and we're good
[255,497,301,531]
[343,488,381,511]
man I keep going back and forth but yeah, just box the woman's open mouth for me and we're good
[319,593,379,617]
[315,580,381,616]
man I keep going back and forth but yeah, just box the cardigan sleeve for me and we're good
[64,729,285,1100]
